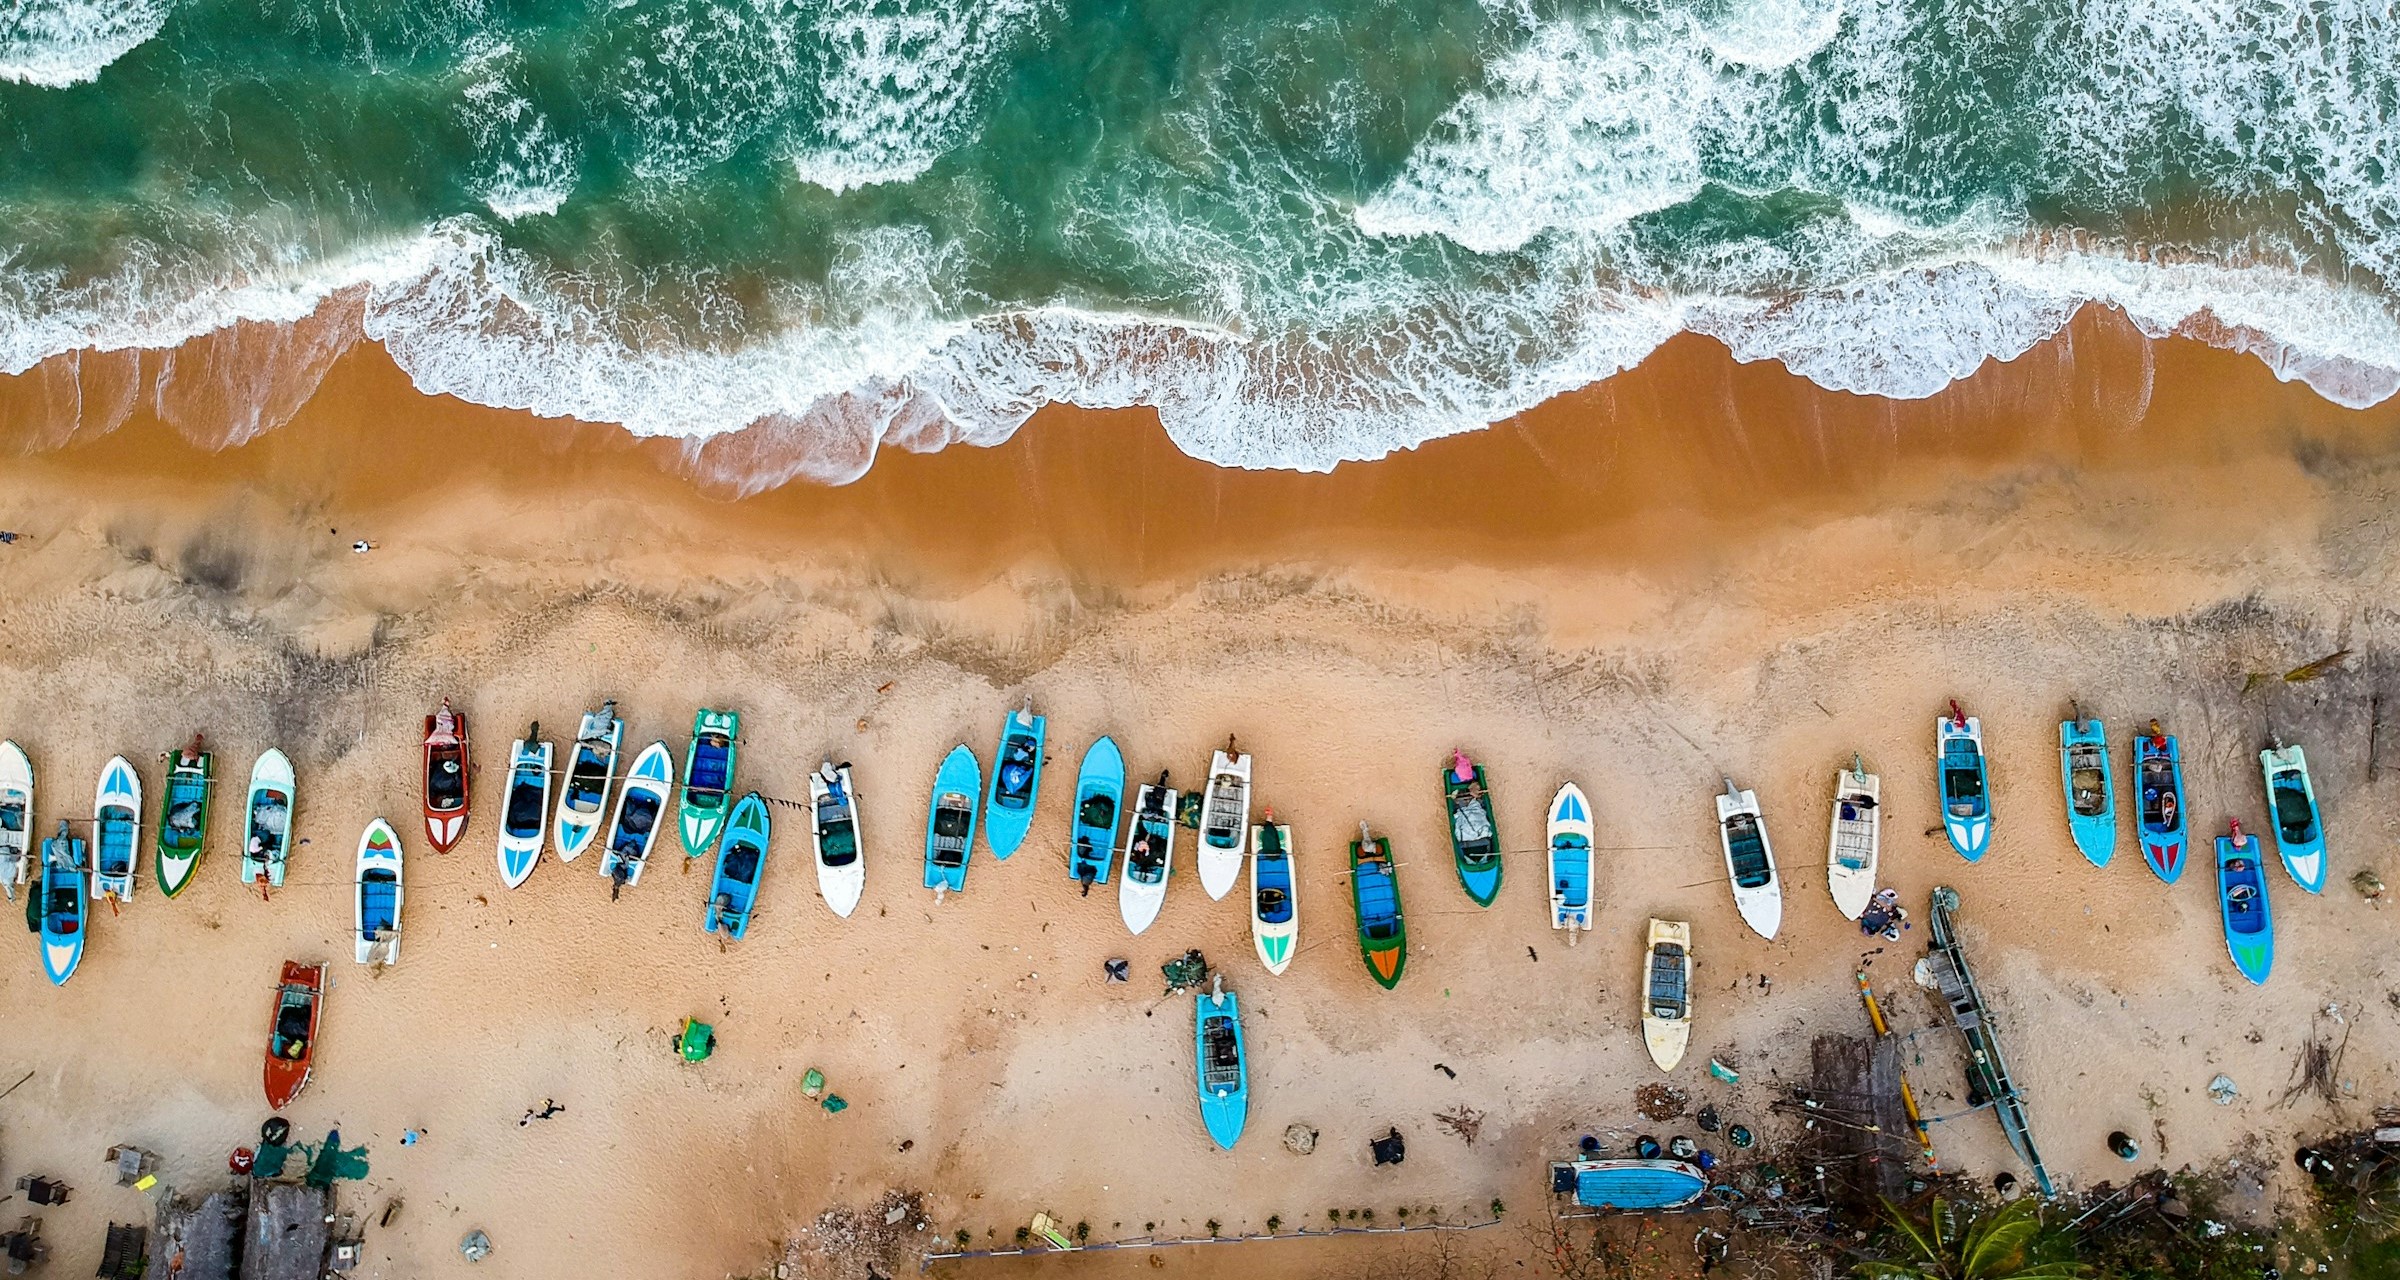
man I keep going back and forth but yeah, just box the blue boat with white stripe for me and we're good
[1938,702,1990,861]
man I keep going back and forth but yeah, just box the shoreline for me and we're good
[0,312,2398,1277]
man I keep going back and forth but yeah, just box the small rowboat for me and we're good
[1196,741,1252,900]
[2259,744,2327,894]
[677,708,740,858]
[243,749,296,890]
[263,960,326,1110]
[1715,779,1781,940]
[809,762,864,917]
[354,817,403,966]
[705,792,771,939]
[1349,823,1407,989]
[1069,737,1123,892]
[598,741,673,895]
[422,700,470,851]
[495,728,550,889]
[1550,1159,1707,1211]
[2059,712,2116,867]
[2133,722,2187,884]
[554,701,622,862]
[93,755,141,905]
[1249,811,1298,974]
[1938,702,1990,861]
[923,745,980,896]
[2216,820,2274,985]
[37,821,85,986]
[1825,758,1878,919]
[983,706,1045,861]
[1444,751,1502,907]
[1119,774,1176,934]
[1546,781,1592,936]
[1194,975,1249,1150]
[1642,918,1692,1071]
[156,734,212,896]
[0,740,32,902]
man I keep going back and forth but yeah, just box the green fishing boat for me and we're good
[1442,750,1502,906]
[677,708,740,858]
[156,735,213,897]
[1349,823,1408,989]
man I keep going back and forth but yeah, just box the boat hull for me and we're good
[599,742,675,889]
[2216,833,2275,985]
[983,710,1045,861]
[37,830,86,986]
[1350,836,1407,989]
[422,706,470,852]
[354,818,404,966]
[707,792,772,939]
[677,708,741,859]
[1937,715,1991,862]
[2260,746,2327,894]
[1642,918,1692,1071]
[1118,783,1175,933]
[2058,719,2116,868]
[1550,1159,1707,1211]
[1249,823,1298,975]
[1825,768,1878,920]
[244,749,296,889]
[1547,782,1593,932]
[92,756,141,904]
[553,706,622,863]
[496,738,551,889]
[2133,732,2187,884]
[263,960,326,1110]
[1069,737,1123,888]
[1195,749,1251,901]
[1716,786,1782,940]
[923,745,981,893]
[0,741,30,901]
[1445,757,1503,907]
[155,747,212,897]
[1194,988,1249,1150]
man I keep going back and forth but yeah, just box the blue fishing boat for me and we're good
[923,745,980,895]
[1548,1159,1707,1211]
[1546,782,1592,936]
[2058,712,2115,867]
[2133,722,2187,883]
[984,706,1044,860]
[1069,736,1123,892]
[2259,744,2327,894]
[1194,976,1249,1150]
[1249,813,1298,974]
[1937,703,1990,861]
[2215,821,2274,985]
[37,821,86,986]
[705,792,771,940]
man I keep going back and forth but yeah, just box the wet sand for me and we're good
[1,307,2399,1278]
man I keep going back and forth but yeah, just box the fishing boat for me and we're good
[37,821,85,986]
[1925,887,2054,1196]
[923,745,980,896]
[1196,742,1252,901]
[1119,774,1176,934]
[495,728,550,889]
[92,755,141,905]
[1546,781,1592,936]
[2058,711,2116,868]
[705,792,771,939]
[354,817,403,966]
[422,700,470,852]
[1194,975,1249,1150]
[553,701,622,862]
[598,741,673,894]
[983,705,1045,861]
[809,761,864,917]
[155,734,212,896]
[1444,750,1502,907]
[2216,820,2274,985]
[1069,736,1124,891]
[1715,779,1781,940]
[263,960,326,1110]
[243,749,296,890]
[1249,810,1298,974]
[1349,823,1407,989]
[1642,918,1692,1071]
[2133,721,2187,883]
[1937,702,1990,861]
[0,740,31,902]
[2259,744,2327,894]
[1825,758,1878,919]
[677,708,739,858]
[1549,1159,1707,1211]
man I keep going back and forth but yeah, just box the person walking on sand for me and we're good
[351,539,377,554]
[520,1099,565,1126]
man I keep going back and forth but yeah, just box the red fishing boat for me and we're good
[423,700,470,851]
[264,961,326,1110]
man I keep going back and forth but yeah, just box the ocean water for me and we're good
[2,0,2396,485]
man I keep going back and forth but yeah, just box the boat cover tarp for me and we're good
[1567,1164,1704,1210]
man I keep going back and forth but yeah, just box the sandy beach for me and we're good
[4,305,2400,1278]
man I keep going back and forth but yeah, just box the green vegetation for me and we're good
[1855,1197,2085,1280]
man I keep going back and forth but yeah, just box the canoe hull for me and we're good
[1195,749,1251,901]
[2058,719,2116,868]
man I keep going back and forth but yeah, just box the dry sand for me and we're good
[1,305,2399,1278]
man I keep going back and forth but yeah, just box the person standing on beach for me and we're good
[519,1099,565,1126]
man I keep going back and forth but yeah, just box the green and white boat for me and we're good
[677,708,740,857]
[155,734,212,897]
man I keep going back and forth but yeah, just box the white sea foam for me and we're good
[459,39,579,221]
[788,0,1049,193]
[0,0,173,87]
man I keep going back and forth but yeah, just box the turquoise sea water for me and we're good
[2,0,2396,483]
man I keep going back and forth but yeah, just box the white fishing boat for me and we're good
[496,728,552,889]
[553,700,622,861]
[1826,759,1879,920]
[597,740,672,893]
[1195,743,1251,900]
[92,755,141,904]
[0,740,31,901]
[242,748,296,890]
[1248,811,1298,974]
[810,761,865,918]
[1546,782,1593,938]
[355,817,404,966]
[1119,776,1177,935]
[1716,778,1782,940]
[1642,918,1693,1071]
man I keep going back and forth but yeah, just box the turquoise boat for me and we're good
[1069,736,1123,891]
[984,706,1044,860]
[37,821,86,986]
[2260,745,2327,894]
[2215,822,2274,985]
[705,792,770,940]
[923,745,980,894]
[2058,713,2116,867]
[1549,1159,1707,1211]
[677,708,740,858]
[1194,978,1249,1150]
[2133,722,2187,883]
[1937,703,1990,861]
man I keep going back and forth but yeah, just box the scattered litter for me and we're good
[1695,1105,1721,1133]
[803,1069,826,1099]
[1708,1059,1741,1084]
[1636,1083,1689,1121]
[458,1230,491,1262]
[1433,1063,1456,1079]
[2209,1074,2239,1105]
[1282,1124,1317,1155]
[1103,958,1129,984]
[822,1095,848,1114]
[1160,950,1208,995]
[1667,1136,1698,1159]
[2354,870,2384,901]
[1370,1128,1407,1167]
[1434,1105,1485,1144]
[1727,1125,1754,1149]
